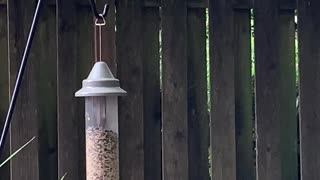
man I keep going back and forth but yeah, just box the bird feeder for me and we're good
[75,61,126,180]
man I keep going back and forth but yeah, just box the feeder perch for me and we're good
[75,61,126,180]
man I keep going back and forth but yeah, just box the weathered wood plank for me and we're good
[8,0,40,179]
[162,0,188,180]
[57,0,79,179]
[143,0,160,7]
[143,1,208,8]
[57,0,93,179]
[233,0,253,9]
[96,0,116,75]
[142,7,162,180]
[116,1,145,180]
[76,5,94,180]
[0,5,9,180]
[255,1,297,180]
[298,0,320,179]
[35,3,58,180]
[187,7,209,180]
[280,0,296,10]
[47,0,91,6]
[279,10,298,180]
[254,1,281,180]
[188,0,208,8]
[234,9,254,180]
[210,0,236,179]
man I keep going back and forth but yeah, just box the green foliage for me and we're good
[0,136,36,168]
[206,9,211,111]
[60,173,68,180]
[0,137,67,180]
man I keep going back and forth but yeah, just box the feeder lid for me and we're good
[75,61,127,97]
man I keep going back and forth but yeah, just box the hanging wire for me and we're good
[96,15,106,62]
[98,25,102,61]
[0,0,43,152]
[90,0,109,62]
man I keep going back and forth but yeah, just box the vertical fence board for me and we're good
[145,0,160,3]
[57,1,78,179]
[279,10,297,180]
[35,3,57,180]
[187,7,209,180]
[188,0,208,7]
[233,0,253,8]
[210,0,236,179]
[254,1,281,180]
[254,1,282,179]
[77,4,94,180]
[280,0,296,10]
[234,9,254,180]
[0,4,9,180]
[298,0,320,179]
[255,1,297,180]
[161,0,188,179]
[57,1,92,180]
[8,0,40,179]
[142,7,162,180]
[116,1,144,180]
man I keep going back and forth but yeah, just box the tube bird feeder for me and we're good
[75,61,126,180]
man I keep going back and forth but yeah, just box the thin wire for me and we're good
[0,0,43,152]
[94,25,98,62]
[99,25,102,62]
[95,14,106,62]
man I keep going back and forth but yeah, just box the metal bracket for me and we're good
[89,0,110,20]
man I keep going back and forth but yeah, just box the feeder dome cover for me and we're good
[75,62,127,97]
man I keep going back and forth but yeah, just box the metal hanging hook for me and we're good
[95,14,106,26]
[89,0,110,22]
[89,1,109,62]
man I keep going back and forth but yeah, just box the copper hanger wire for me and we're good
[95,14,106,62]
[90,1,109,62]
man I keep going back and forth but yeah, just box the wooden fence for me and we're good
[0,0,319,180]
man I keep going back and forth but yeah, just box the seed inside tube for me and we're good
[86,127,119,180]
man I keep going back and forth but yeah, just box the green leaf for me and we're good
[0,136,36,168]
[60,173,68,180]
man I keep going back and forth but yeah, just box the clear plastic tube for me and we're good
[85,96,119,180]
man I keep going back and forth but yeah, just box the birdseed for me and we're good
[86,127,119,180]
